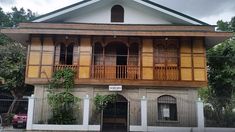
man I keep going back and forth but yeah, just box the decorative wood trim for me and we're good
[191,37,194,81]
[19,23,215,31]
[2,29,233,38]
[25,78,208,88]
[39,35,43,78]
[26,35,31,78]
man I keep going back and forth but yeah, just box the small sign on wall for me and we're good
[109,85,122,91]
[163,108,170,118]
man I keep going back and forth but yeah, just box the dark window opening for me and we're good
[158,95,177,121]
[93,42,103,65]
[111,5,124,22]
[116,44,127,65]
[60,43,66,64]
[59,43,74,65]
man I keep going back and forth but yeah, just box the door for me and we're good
[102,95,128,132]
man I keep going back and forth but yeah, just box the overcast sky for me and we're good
[0,0,235,25]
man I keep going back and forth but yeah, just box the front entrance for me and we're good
[102,94,128,132]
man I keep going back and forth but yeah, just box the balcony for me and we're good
[91,65,140,80]
[53,65,79,78]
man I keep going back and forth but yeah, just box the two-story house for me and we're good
[1,0,232,131]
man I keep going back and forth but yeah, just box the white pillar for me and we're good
[83,95,90,126]
[26,95,35,130]
[197,98,205,131]
[141,96,147,131]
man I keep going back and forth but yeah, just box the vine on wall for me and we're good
[94,94,116,112]
[47,68,80,124]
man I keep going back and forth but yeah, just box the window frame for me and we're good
[111,5,124,23]
[59,43,74,65]
[157,95,178,122]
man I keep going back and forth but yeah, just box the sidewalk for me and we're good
[0,126,25,132]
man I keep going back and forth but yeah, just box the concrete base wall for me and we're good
[33,85,198,127]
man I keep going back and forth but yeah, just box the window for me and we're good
[154,39,179,66]
[59,43,74,65]
[158,95,177,121]
[154,39,179,80]
[111,5,124,22]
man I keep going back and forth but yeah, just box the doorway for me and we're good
[102,94,128,132]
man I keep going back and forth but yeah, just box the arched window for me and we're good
[158,95,177,121]
[111,5,124,22]
[59,43,74,65]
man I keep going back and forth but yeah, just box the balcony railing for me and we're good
[154,64,179,81]
[52,64,179,81]
[91,65,140,80]
[53,65,79,78]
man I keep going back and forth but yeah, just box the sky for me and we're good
[0,0,234,25]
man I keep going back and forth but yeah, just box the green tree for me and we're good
[0,7,36,115]
[217,16,235,32]
[200,16,235,127]
[0,7,11,27]
[0,43,27,113]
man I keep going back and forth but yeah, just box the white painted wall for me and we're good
[64,0,173,24]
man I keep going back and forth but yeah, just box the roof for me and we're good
[32,0,210,25]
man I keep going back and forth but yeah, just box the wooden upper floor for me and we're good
[26,35,208,88]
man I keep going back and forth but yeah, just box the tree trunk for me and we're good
[7,89,23,114]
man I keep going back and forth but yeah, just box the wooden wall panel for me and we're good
[79,67,90,79]
[80,38,92,52]
[181,69,192,81]
[181,54,192,67]
[28,66,39,78]
[142,54,153,67]
[79,37,91,79]
[194,69,206,81]
[193,37,206,81]
[41,37,54,78]
[43,37,54,51]
[142,68,153,80]
[40,66,52,78]
[42,52,53,65]
[142,39,153,53]
[193,38,204,53]
[29,52,40,65]
[180,41,191,53]
[30,37,41,51]
[27,36,42,79]
[79,55,91,66]
[27,36,54,79]
[193,55,205,68]
[142,38,153,80]
[180,38,192,81]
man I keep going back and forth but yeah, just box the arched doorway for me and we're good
[105,42,128,66]
[102,94,128,132]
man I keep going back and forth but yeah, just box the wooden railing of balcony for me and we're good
[154,64,179,81]
[92,65,139,80]
[53,65,79,78]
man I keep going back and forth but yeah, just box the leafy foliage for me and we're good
[0,6,36,118]
[94,94,116,112]
[0,7,36,28]
[47,69,80,124]
[199,16,235,127]
[217,16,235,32]
[0,43,26,91]
[207,40,235,103]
